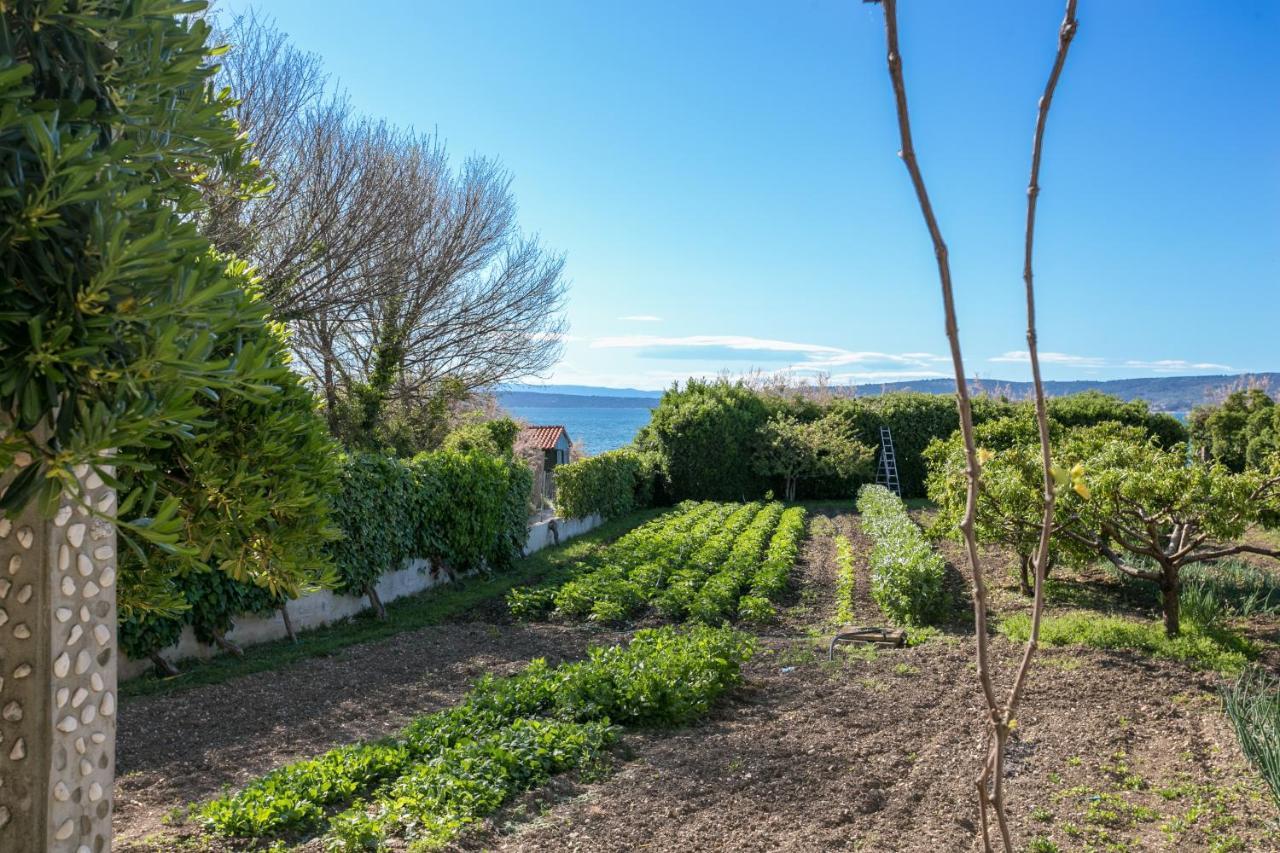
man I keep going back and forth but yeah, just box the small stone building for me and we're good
[521,425,572,471]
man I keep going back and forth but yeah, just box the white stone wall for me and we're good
[119,514,604,681]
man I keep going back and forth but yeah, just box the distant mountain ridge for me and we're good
[844,373,1279,412]
[498,373,1278,412]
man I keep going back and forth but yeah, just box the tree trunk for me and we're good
[150,652,181,678]
[323,356,338,433]
[1018,554,1033,597]
[368,584,387,620]
[785,477,797,502]
[211,628,245,658]
[280,603,297,643]
[1160,566,1181,637]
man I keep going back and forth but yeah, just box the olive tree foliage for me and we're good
[0,3,340,624]
[199,14,569,450]
[753,412,874,501]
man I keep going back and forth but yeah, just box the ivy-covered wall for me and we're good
[120,448,533,669]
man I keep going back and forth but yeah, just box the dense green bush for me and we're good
[198,625,755,847]
[857,485,947,626]
[1190,389,1278,473]
[555,448,651,519]
[1,0,350,624]
[637,379,775,500]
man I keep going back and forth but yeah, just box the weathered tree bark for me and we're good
[1161,568,1181,637]
[1018,554,1033,597]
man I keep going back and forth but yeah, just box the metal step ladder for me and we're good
[876,425,901,496]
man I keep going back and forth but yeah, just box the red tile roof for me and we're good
[522,425,568,450]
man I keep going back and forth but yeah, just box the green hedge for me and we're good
[554,448,660,519]
[636,383,1186,500]
[330,450,533,607]
[857,484,947,626]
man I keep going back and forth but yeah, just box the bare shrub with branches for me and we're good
[203,13,568,447]
[867,1,1078,848]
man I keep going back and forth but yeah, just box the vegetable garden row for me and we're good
[197,625,754,850]
[507,500,806,626]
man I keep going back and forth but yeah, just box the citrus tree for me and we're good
[1055,425,1280,636]
[925,416,1090,595]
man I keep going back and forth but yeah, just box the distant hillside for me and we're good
[499,383,661,399]
[498,373,1278,413]
[844,373,1280,412]
[498,391,660,409]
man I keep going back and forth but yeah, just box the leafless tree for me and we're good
[203,13,568,439]
[867,1,1078,849]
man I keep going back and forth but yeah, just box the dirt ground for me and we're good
[115,510,1280,852]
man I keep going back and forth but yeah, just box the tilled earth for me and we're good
[115,511,1280,852]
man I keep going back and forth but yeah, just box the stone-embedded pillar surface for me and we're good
[0,462,117,853]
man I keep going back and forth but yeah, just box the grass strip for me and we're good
[834,534,856,624]
[998,610,1256,674]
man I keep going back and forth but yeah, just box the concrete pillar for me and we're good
[0,460,116,852]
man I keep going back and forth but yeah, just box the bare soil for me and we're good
[115,511,1280,852]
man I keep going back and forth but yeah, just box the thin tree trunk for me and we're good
[280,603,298,643]
[368,584,387,620]
[323,356,338,433]
[1161,568,1181,637]
[150,652,181,679]
[1018,554,1033,597]
[871,1,1078,849]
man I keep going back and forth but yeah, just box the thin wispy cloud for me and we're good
[1123,359,1234,372]
[618,315,663,322]
[593,334,946,366]
[989,351,1107,367]
[990,351,1234,372]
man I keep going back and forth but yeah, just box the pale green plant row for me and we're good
[834,534,857,624]
[856,485,948,627]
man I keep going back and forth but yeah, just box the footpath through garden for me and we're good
[115,504,1279,852]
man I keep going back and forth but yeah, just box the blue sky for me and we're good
[220,0,1279,391]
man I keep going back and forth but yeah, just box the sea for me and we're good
[505,405,653,455]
